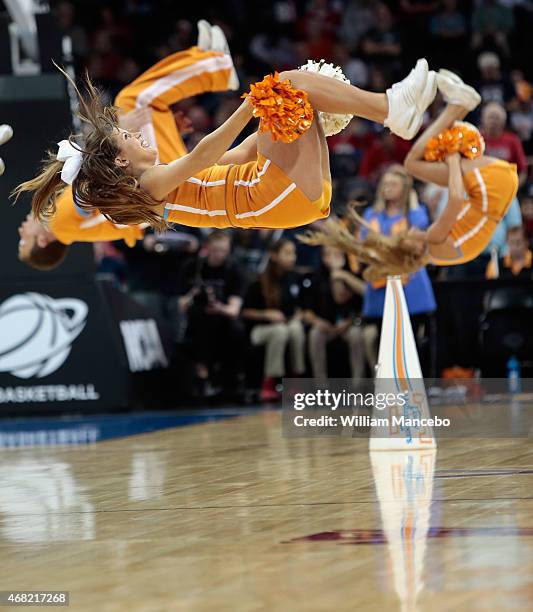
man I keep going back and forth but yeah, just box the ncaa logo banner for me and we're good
[0,284,130,410]
[0,293,87,378]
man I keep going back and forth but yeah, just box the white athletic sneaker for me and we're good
[0,124,13,146]
[0,157,4,176]
[384,59,437,140]
[437,69,481,111]
[197,19,212,51]
[417,69,437,114]
[210,25,240,91]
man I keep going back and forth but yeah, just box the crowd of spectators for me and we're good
[52,0,533,400]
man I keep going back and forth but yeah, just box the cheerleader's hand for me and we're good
[445,152,461,164]
[118,108,153,132]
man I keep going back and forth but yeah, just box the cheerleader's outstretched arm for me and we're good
[426,153,465,244]
[404,104,468,187]
[218,133,258,165]
[140,100,253,200]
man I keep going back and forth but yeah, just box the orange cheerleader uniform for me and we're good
[48,48,232,246]
[162,154,332,229]
[115,47,233,162]
[431,160,519,265]
[49,188,144,247]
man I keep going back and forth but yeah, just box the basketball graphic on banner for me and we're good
[0,293,88,379]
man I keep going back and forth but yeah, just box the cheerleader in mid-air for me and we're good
[300,70,519,280]
[15,21,239,269]
[13,48,438,233]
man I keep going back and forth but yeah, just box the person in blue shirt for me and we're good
[356,165,437,372]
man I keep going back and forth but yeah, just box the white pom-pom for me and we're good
[298,60,353,137]
[0,124,13,146]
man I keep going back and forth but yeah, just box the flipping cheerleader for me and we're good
[15,22,238,269]
[301,70,519,280]
[13,54,437,232]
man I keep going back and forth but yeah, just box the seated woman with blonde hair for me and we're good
[353,164,436,372]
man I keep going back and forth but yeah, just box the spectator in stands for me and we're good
[472,0,515,57]
[398,0,439,63]
[327,118,376,159]
[249,26,295,73]
[232,229,281,277]
[283,223,323,275]
[302,0,341,38]
[481,101,528,186]
[332,42,369,89]
[521,184,533,240]
[367,66,388,93]
[167,19,195,53]
[178,231,247,399]
[486,226,533,279]
[508,76,533,155]
[360,3,402,75]
[87,6,134,95]
[97,6,133,51]
[358,130,411,184]
[87,28,125,95]
[476,52,513,105]
[55,1,89,68]
[429,0,467,72]
[303,246,366,381]
[357,166,436,373]
[116,227,201,342]
[340,0,376,52]
[299,0,340,60]
[430,0,466,39]
[187,105,211,132]
[94,241,127,289]
[242,239,306,402]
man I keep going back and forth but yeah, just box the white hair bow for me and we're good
[57,139,83,185]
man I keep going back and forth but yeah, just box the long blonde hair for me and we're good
[373,164,419,214]
[12,68,166,230]
[298,205,429,282]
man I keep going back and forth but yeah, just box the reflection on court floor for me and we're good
[0,409,531,611]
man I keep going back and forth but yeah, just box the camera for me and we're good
[193,281,222,309]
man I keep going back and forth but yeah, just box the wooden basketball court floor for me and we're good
[0,408,532,612]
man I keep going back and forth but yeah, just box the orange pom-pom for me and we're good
[243,72,314,143]
[424,126,461,162]
[424,122,484,162]
[456,122,485,159]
